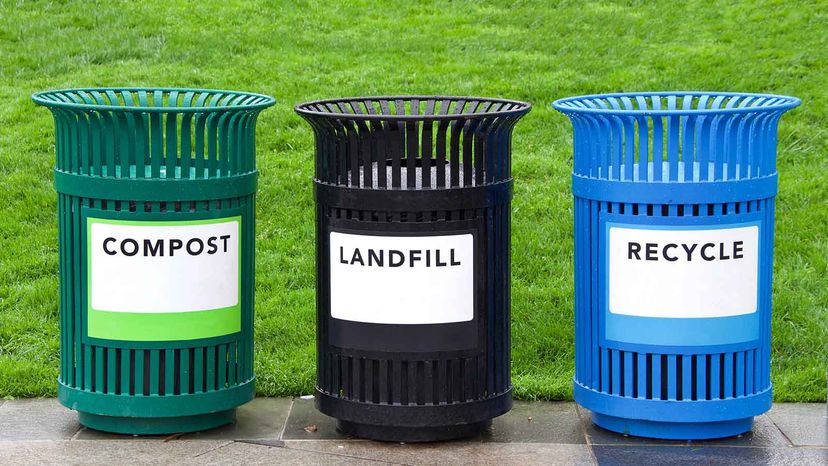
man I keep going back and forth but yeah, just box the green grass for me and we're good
[0,0,825,401]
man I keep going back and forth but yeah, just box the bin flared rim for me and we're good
[31,87,276,114]
[551,91,800,116]
[295,95,532,121]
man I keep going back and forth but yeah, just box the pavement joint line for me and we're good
[190,439,235,458]
[284,442,411,465]
[282,440,609,447]
[70,426,86,441]
[592,444,805,450]
[765,411,796,447]
[574,404,600,465]
[229,439,402,465]
[277,397,295,441]
[280,438,372,442]
[236,439,286,447]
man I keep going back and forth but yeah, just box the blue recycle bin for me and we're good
[553,92,799,440]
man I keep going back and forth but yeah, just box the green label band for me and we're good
[86,216,242,342]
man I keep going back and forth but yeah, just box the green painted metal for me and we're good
[77,409,237,435]
[53,170,258,201]
[33,88,275,434]
[58,378,254,416]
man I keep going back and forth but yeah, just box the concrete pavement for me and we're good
[0,398,825,465]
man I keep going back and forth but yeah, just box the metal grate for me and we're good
[574,197,773,402]
[296,96,530,189]
[57,196,255,396]
[33,88,273,180]
[35,88,272,428]
[557,91,799,438]
[301,96,530,432]
[555,92,798,184]
[316,204,513,405]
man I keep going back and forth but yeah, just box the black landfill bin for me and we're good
[295,96,531,441]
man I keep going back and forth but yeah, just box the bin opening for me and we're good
[296,96,531,190]
[295,95,530,120]
[32,87,275,113]
[552,91,799,116]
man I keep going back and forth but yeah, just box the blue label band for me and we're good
[600,212,763,351]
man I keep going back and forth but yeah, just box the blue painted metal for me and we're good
[553,92,799,440]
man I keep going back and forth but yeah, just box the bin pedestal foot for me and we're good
[592,412,753,440]
[77,409,236,435]
[336,419,491,442]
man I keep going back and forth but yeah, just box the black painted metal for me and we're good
[296,97,531,442]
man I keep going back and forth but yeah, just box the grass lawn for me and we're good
[0,0,825,401]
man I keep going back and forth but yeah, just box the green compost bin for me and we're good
[32,88,275,434]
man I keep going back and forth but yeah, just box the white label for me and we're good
[608,224,759,318]
[329,232,474,324]
[89,218,240,313]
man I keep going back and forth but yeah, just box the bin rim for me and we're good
[31,87,276,114]
[552,91,800,117]
[295,95,532,121]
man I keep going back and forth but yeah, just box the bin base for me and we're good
[336,419,491,443]
[317,387,511,442]
[78,409,236,435]
[58,378,254,435]
[591,413,753,440]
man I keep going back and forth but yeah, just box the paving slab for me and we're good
[286,440,596,465]
[0,399,81,441]
[592,445,828,466]
[577,405,790,447]
[186,440,389,465]
[766,403,828,447]
[183,397,293,440]
[282,397,354,440]
[0,440,229,465]
[1,397,825,465]
[482,401,585,444]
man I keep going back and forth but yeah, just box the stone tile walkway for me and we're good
[0,398,825,465]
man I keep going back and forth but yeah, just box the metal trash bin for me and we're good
[553,91,799,439]
[296,96,531,441]
[33,87,275,434]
